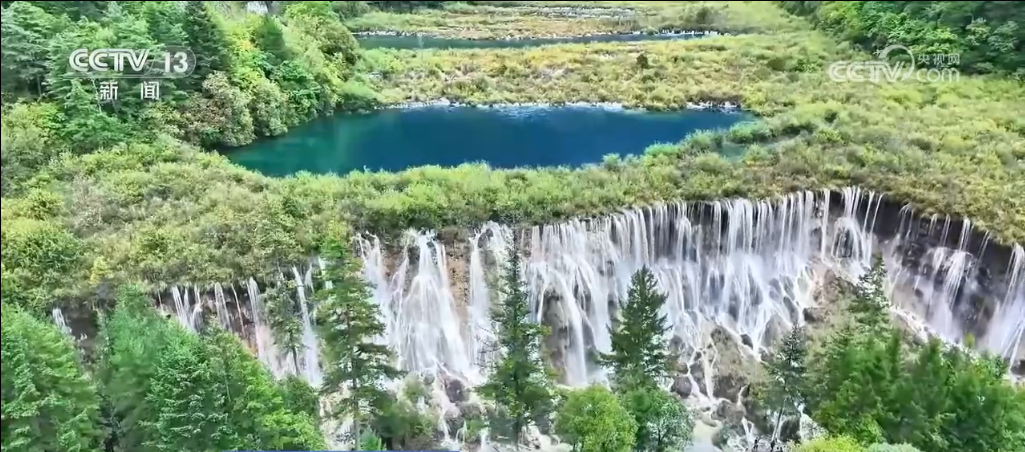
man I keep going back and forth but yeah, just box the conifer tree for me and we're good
[599,266,674,389]
[760,326,809,442]
[314,228,401,440]
[264,279,304,372]
[253,16,293,65]
[479,239,554,445]
[851,258,890,331]
[181,1,231,84]
[2,304,103,452]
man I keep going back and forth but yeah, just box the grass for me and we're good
[345,1,806,38]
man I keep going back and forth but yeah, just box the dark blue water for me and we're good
[227,106,748,177]
[356,32,710,49]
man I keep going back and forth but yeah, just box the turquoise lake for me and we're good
[227,106,749,177]
[355,32,711,49]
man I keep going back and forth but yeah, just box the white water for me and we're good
[160,188,1025,409]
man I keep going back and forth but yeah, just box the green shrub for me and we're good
[797,436,865,452]
[867,444,923,452]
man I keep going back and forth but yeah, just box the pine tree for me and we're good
[599,266,674,389]
[2,304,103,452]
[479,239,554,446]
[851,258,890,331]
[181,1,231,85]
[761,326,809,442]
[264,279,304,372]
[314,228,401,441]
[253,16,293,65]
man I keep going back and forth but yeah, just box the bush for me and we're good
[554,385,637,452]
[867,444,923,452]
[797,436,865,452]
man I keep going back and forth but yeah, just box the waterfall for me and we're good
[146,188,1023,413]
[52,307,72,337]
[350,188,1024,395]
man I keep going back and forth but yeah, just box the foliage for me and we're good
[369,394,438,450]
[97,285,324,452]
[357,429,387,451]
[345,1,805,39]
[554,385,638,452]
[1,304,103,452]
[617,385,694,452]
[758,326,809,439]
[314,227,402,438]
[867,444,923,452]
[478,239,555,444]
[263,280,304,372]
[279,375,320,421]
[0,0,375,151]
[803,264,1025,452]
[796,435,866,452]
[599,266,674,389]
[780,1,1025,78]
[849,259,890,332]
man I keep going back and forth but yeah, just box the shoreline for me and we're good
[353,29,732,41]
[377,98,744,113]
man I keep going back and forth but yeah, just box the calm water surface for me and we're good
[227,106,748,177]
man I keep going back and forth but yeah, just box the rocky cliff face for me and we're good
[52,187,1019,450]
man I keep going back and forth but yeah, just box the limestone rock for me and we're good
[689,359,707,397]
[444,377,468,403]
[672,375,693,398]
[802,306,826,324]
[713,400,745,426]
[779,415,801,443]
[762,314,788,348]
[710,327,755,403]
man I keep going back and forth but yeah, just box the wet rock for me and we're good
[713,400,745,426]
[742,391,772,433]
[689,360,707,396]
[779,415,801,443]
[672,376,693,398]
[762,315,789,348]
[802,306,826,324]
[710,327,754,403]
[741,334,754,349]
[458,401,484,422]
[444,377,467,403]
[445,409,464,437]
[713,374,747,403]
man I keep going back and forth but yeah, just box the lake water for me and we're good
[227,106,748,177]
[356,32,713,49]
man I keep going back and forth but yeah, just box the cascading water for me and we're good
[153,187,1023,448]
[348,188,1023,398]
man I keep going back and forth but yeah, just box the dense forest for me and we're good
[780,1,1024,78]
[2,1,1023,452]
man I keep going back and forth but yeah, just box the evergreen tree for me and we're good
[599,266,674,389]
[314,228,401,440]
[253,16,293,66]
[1,2,61,97]
[264,279,304,372]
[479,239,554,445]
[181,1,231,85]
[760,326,809,442]
[2,304,103,452]
[851,258,890,331]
